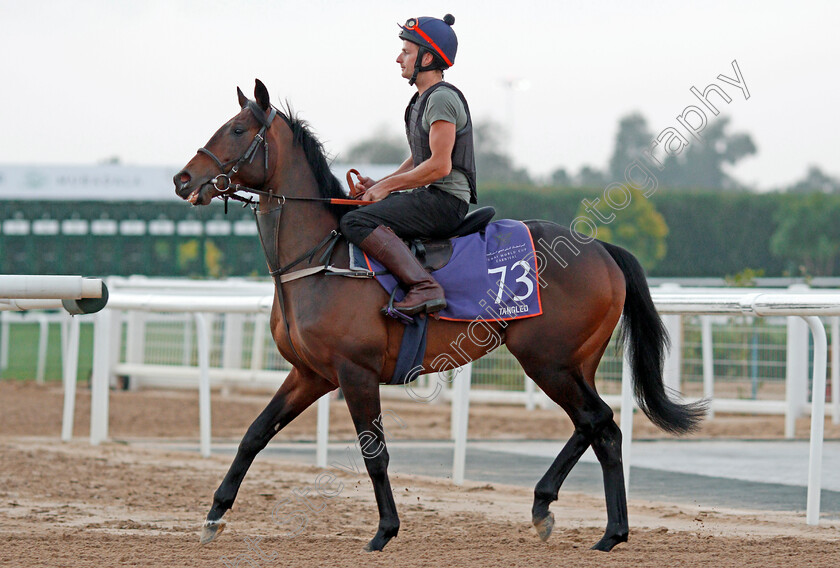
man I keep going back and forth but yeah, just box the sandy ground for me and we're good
[1,381,840,567]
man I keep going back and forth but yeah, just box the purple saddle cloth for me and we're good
[352,219,543,321]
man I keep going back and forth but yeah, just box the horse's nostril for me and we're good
[173,170,192,190]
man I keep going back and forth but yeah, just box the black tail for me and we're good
[600,241,707,435]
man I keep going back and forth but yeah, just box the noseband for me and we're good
[197,101,279,194]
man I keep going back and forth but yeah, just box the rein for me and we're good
[213,180,370,208]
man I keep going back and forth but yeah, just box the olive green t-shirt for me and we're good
[418,86,471,203]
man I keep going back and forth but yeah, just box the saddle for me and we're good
[410,206,496,271]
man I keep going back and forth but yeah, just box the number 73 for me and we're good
[488,260,533,304]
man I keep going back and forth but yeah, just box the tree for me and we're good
[785,165,840,194]
[659,116,756,190]
[548,167,572,187]
[577,187,668,271]
[608,112,653,182]
[473,120,532,185]
[576,165,609,188]
[770,193,840,276]
[344,126,408,164]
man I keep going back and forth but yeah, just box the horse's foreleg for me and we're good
[201,367,334,544]
[337,368,399,552]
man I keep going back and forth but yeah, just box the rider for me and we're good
[340,14,477,317]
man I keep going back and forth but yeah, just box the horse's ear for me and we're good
[254,79,270,111]
[237,87,248,109]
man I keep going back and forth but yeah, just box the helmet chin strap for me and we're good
[408,46,442,86]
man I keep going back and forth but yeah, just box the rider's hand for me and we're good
[354,175,376,195]
[361,184,391,202]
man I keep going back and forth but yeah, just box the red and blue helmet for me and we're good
[399,14,458,85]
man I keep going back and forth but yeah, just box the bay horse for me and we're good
[173,79,705,553]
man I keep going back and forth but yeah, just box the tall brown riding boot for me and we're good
[359,226,446,316]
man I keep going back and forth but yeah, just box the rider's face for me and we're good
[397,40,419,80]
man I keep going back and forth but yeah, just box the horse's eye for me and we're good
[233,128,245,136]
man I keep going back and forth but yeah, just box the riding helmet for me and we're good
[399,14,458,84]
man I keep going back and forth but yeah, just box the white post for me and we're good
[182,315,193,366]
[831,317,839,425]
[60,316,69,366]
[449,369,459,440]
[524,374,536,411]
[125,311,146,391]
[452,363,472,485]
[659,283,682,393]
[195,313,212,458]
[802,316,827,526]
[250,312,268,371]
[222,313,245,370]
[786,316,809,438]
[90,309,112,445]
[701,316,715,419]
[36,314,49,384]
[316,393,330,468]
[662,314,682,393]
[60,315,81,442]
[619,344,634,495]
[0,312,9,374]
[108,310,122,389]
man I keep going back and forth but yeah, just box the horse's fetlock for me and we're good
[533,487,557,505]
[380,520,400,538]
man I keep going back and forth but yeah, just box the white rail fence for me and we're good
[0,275,108,442]
[2,277,838,525]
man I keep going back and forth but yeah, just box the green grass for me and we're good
[0,321,94,382]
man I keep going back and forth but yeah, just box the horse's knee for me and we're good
[238,425,270,456]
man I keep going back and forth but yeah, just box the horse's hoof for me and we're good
[200,519,227,545]
[591,532,628,552]
[362,538,386,552]
[532,511,554,542]
[363,532,394,552]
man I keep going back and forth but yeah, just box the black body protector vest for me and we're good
[404,81,477,204]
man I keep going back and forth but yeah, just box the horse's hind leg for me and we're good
[531,426,589,541]
[201,367,335,544]
[589,420,628,551]
[528,367,628,551]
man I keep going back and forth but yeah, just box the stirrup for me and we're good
[381,287,415,324]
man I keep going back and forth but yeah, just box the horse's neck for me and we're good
[260,161,338,270]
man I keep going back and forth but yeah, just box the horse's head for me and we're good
[174,79,280,206]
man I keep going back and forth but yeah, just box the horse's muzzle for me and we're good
[173,170,192,198]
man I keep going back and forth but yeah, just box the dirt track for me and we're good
[1,382,840,567]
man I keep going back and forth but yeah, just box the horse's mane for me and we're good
[278,101,352,219]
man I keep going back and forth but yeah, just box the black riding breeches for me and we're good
[340,187,469,246]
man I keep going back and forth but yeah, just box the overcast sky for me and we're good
[2,0,837,191]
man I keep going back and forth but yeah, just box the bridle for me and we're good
[195,102,365,208]
[196,101,280,201]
